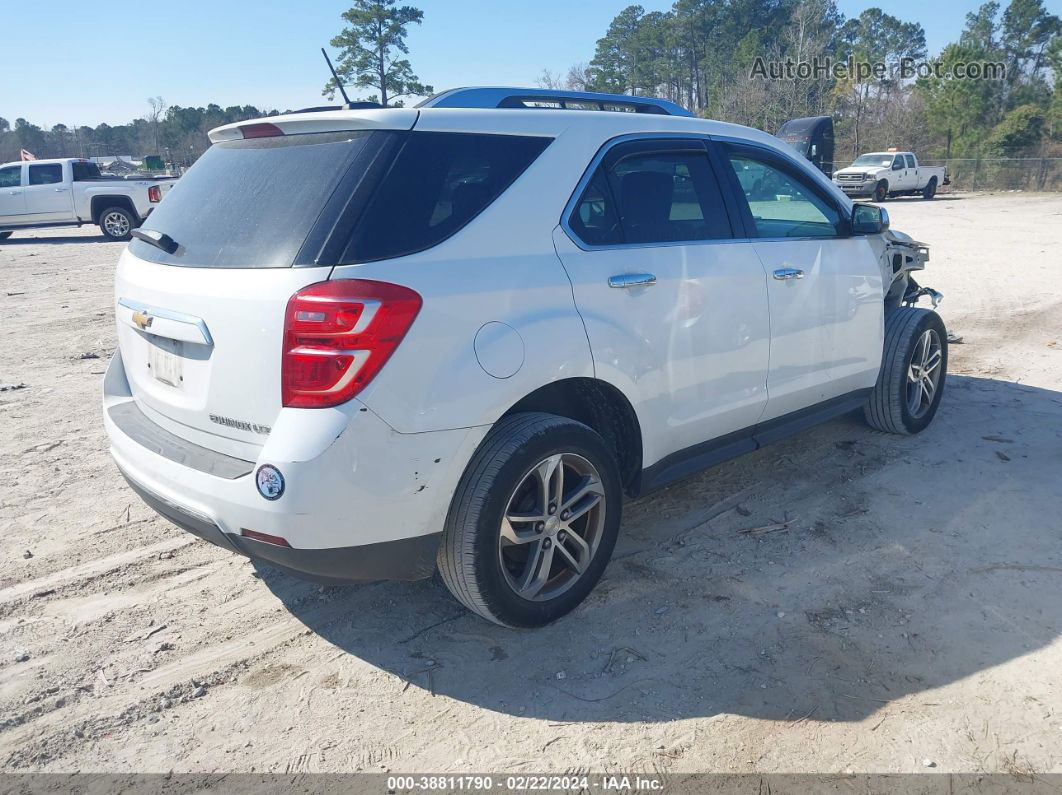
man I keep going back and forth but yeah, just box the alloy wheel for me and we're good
[907,328,943,418]
[497,453,606,602]
[103,212,130,237]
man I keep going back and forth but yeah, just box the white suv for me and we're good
[103,88,947,627]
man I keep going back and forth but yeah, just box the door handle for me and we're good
[608,273,657,288]
[773,267,804,280]
[54,188,68,192]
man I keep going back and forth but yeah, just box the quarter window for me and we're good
[28,164,63,185]
[0,166,21,188]
[568,143,732,246]
[726,152,841,239]
[341,132,551,263]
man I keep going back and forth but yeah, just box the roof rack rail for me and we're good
[417,87,693,117]
[291,101,385,114]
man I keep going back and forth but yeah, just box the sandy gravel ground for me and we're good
[1,192,1061,776]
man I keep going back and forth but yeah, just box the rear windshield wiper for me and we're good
[131,228,179,254]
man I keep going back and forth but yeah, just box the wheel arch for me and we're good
[91,195,139,225]
[501,377,643,496]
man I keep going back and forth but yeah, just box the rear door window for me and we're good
[567,139,733,246]
[28,164,63,185]
[905,154,916,168]
[340,132,551,263]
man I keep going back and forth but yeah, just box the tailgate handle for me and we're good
[117,298,213,346]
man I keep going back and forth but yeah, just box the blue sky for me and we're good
[3,0,1057,128]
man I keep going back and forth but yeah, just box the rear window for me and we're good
[340,132,551,263]
[72,161,102,181]
[130,131,384,268]
[130,130,550,268]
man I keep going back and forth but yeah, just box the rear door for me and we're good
[0,165,26,222]
[554,137,770,468]
[905,154,919,188]
[24,162,73,221]
[115,124,411,457]
[716,141,883,422]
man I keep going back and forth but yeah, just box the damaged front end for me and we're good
[871,227,942,310]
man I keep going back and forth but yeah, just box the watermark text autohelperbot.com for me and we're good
[750,56,1006,81]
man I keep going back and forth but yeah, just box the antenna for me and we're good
[321,48,352,107]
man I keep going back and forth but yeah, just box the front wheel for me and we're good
[873,180,889,203]
[864,307,947,434]
[437,412,622,628]
[99,206,136,241]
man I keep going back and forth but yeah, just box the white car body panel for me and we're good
[753,237,884,421]
[553,228,771,468]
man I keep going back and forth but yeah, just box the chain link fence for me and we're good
[918,157,1062,192]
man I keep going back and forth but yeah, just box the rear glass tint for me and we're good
[341,132,551,263]
[130,131,385,268]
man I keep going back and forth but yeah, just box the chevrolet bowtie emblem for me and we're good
[132,310,154,330]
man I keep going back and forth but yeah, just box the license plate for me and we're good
[150,337,183,387]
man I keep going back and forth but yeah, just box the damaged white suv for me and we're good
[103,88,946,627]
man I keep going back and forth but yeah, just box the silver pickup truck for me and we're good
[833,151,947,202]
[0,158,176,241]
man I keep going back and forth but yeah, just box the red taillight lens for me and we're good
[282,280,422,409]
[148,185,161,202]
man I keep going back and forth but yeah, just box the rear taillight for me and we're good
[148,185,161,202]
[282,280,422,409]
[240,122,284,139]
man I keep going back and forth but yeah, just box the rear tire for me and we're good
[922,178,938,200]
[873,180,889,203]
[864,307,947,434]
[99,206,136,241]
[437,412,622,628]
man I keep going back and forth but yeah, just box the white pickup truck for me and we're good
[0,158,176,241]
[833,151,946,202]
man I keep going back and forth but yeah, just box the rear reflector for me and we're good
[239,122,285,139]
[282,280,422,409]
[240,529,291,547]
[147,185,161,202]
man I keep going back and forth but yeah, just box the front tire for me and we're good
[873,180,889,203]
[437,412,622,628]
[99,206,136,241]
[864,307,947,434]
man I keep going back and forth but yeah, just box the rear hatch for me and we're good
[115,111,415,455]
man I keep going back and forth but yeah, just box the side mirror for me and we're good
[852,204,889,234]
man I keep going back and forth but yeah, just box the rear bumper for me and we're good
[118,469,440,583]
[103,349,487,584]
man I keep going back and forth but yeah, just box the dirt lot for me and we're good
[1,192,1061,775]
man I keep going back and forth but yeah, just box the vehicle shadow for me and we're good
[256,374,1062,724]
